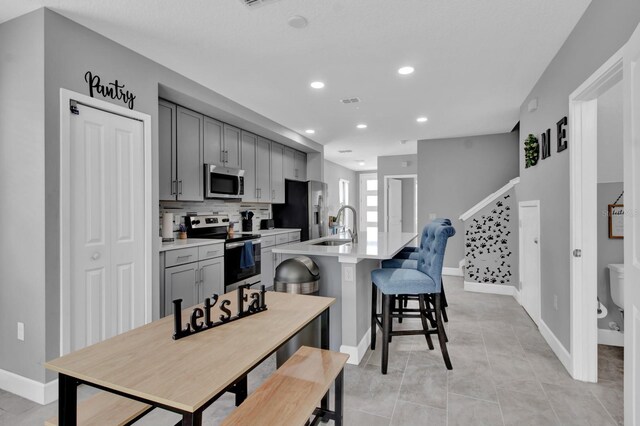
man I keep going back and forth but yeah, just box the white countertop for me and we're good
[272,232,418,260]
[159,238,225,252]
[238,228,301,237]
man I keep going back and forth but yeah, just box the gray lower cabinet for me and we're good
[200,257,224,298]
[261,246,275,289]
[241,131,257,202]
[159,100,177,201]
[271,142,285,203]
[176,106,204,201]
[162,245,224,317]
[256,137,271,202]
[164,262,199,315]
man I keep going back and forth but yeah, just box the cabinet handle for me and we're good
[201,267,205,285]
[224,150,229,163]
[220,149,225,163]
[171,180,177,195]
[176,254,192,260]
[178,180,183,194]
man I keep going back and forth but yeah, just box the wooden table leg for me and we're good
[58,373,78,426]
[182,411,202,425]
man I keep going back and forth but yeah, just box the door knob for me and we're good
[91,252,100,260]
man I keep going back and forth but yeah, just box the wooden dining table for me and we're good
[45,290,335,425]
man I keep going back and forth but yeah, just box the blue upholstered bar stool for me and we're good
[370,222,455,374]
[385,219,452,323]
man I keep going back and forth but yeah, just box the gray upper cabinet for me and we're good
[159,100,177,201]
[270,142,285,203]
[204,116,224,167]
[241,131,258,202]
[294,151,307,181]
[176,106,204,201]
[223,124,242,169]
[256,137,271,202]
[283,147,296,180]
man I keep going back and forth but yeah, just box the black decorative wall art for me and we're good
[465,194,513,285]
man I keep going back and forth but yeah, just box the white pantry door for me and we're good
[623,22,640,426]
[519,202,541,325]
[387,179,402,234]
[70,104,145,351]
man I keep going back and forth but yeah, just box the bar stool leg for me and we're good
[388,295,394,343]
[441,287,449,323]
[418,294,435,350]
[435,293,452,370]
[398,295,404,324]
[381,293,391,374]
[371,283,377,351]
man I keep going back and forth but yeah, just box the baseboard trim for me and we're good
[0,368,58,405]
[539,319,572,375]
[443,266,463,277]
[464,281,515,296]
[340,327,371,365]
[598,328,624,347]
[513,287,521,304]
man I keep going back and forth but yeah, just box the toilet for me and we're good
[608,263,625,311]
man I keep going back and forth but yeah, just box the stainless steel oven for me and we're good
[185,214,262,293]
[225,237,262,292]
[204,164,245,199]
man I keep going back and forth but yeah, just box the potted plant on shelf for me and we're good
[178,224,187,240]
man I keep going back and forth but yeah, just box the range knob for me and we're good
[192,219,201,225]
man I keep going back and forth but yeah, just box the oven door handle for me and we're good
[226,239,261,249]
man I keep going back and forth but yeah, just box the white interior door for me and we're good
[70,105,145,351]
[519,201,541,325]
[623,22,640,426]
[359,173,378,234]
[387,179,402,234]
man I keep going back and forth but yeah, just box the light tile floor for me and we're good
[0,276,624,425]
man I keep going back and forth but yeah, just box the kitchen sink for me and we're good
[313,240,350,246]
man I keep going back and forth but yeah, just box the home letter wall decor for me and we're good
[557,116,568,152]
[541,128,551,159]
[524,116,568,168]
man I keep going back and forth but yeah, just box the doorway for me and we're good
[519,201,541,325]
[569,48,623,383]
[60,89,153,355]
[383,174,417,234]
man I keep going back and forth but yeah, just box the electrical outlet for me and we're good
[553,295,558,311]
[343,266,354,282]
[17,322,24,341]
[429,213,437,220]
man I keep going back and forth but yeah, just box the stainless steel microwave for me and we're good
[204,164,245,199]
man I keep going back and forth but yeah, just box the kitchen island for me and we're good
[273,231,418,364]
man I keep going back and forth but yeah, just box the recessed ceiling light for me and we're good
[310,81,325,89]
[398,66,415,75]
[358,161,366,166]
[416,117,428,123]
[338,149,352,154]
[288,15,308,29]
[305,129,315,134]
[356,124,367,129]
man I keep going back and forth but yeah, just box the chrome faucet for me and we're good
[336,205,358,243]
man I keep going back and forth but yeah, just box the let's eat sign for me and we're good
[172,285,268,340]
[524,116,568,168]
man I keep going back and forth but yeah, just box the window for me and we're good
[359,173,378,234]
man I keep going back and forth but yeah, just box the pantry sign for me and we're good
[84,71,136,110]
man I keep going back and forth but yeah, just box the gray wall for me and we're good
[464,188,518,288]
[418,132,519,268]
[400,178,416,233]
[377,155,417,232]
[597,80,623,183]
[597,183,624,330]
[0,10,47,383]
[518,0,640,350]
[324,160,358,219]
[1,7,322,385]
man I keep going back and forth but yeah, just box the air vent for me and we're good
[340,97,361,104]
[240,0,279,8]
[338,150,353,154]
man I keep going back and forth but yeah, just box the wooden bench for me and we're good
[222,346,349,426]
[45,391,152,426]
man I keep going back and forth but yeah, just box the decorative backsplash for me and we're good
[464,189,516,285]
[159,200,272,238]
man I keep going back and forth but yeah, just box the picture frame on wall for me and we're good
[608,204,624,239]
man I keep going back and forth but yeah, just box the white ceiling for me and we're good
[1,0,592,171]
